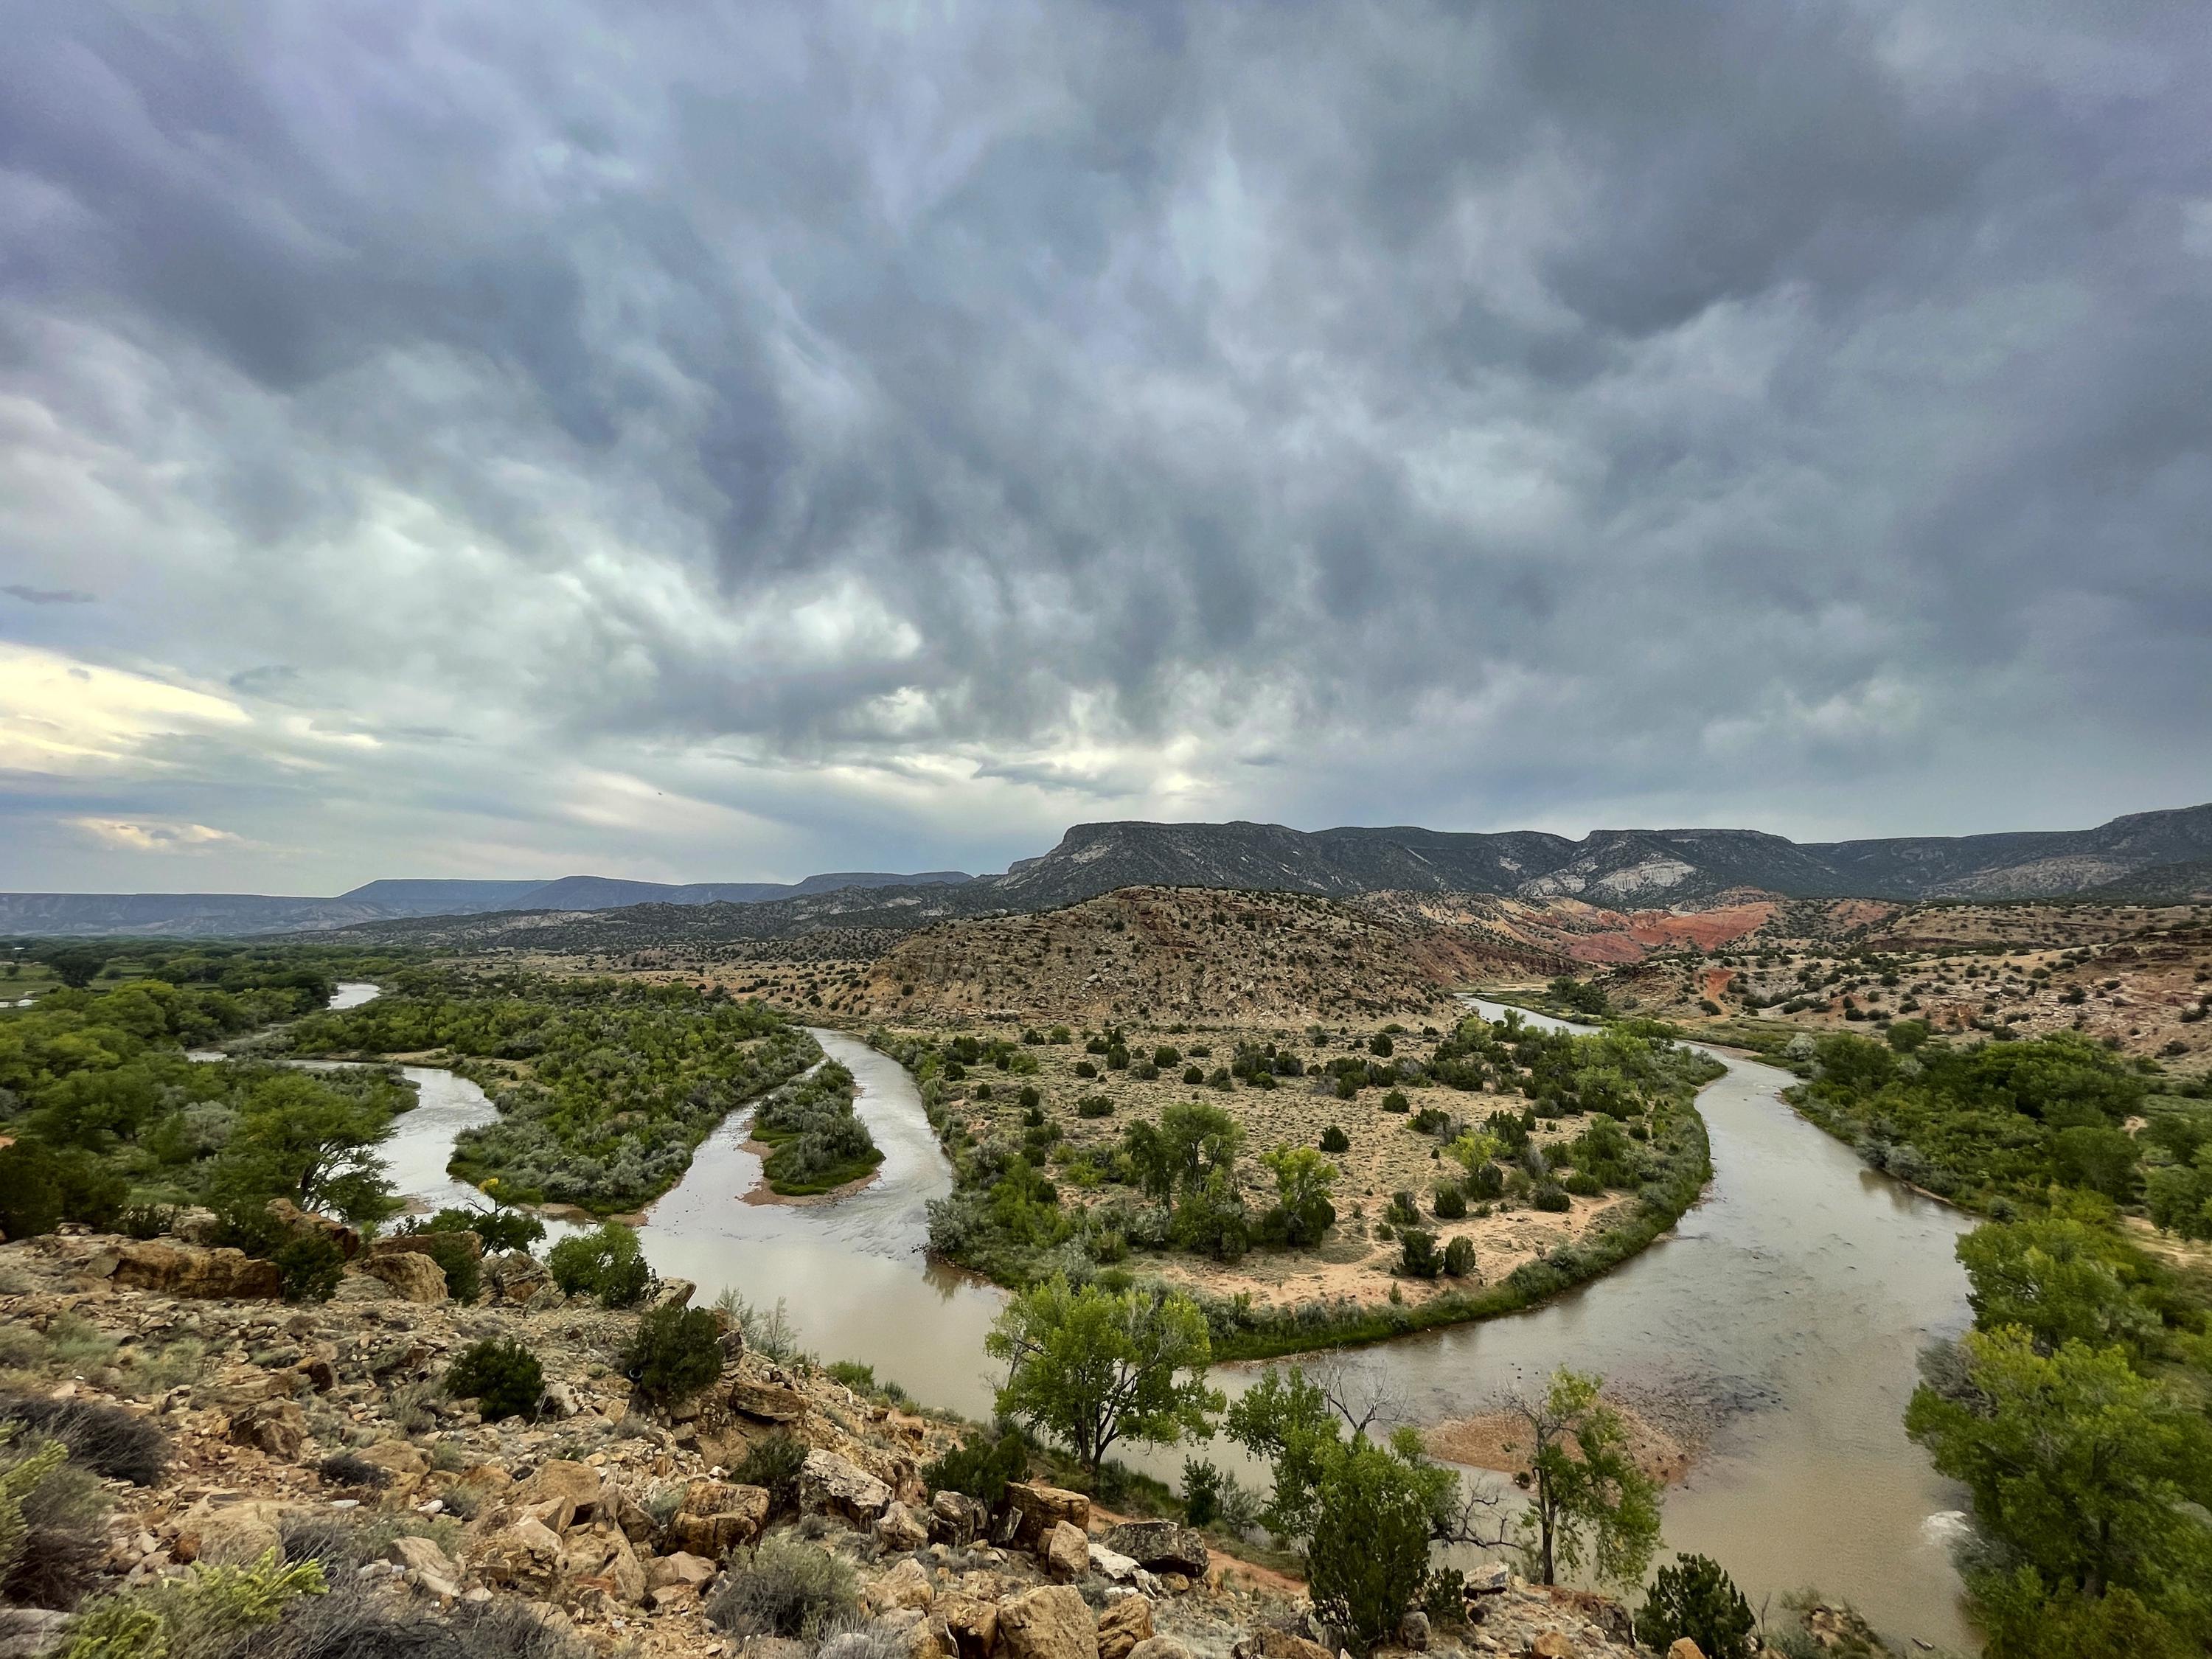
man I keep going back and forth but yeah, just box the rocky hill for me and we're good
[855,888,1555,1023]
[0,1225,1660,1659]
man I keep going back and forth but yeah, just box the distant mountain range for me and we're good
[7,803,2208,940]
[0,870,973,938]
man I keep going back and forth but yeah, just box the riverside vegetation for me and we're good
[1773,1025,2212,1657]
[279,969,827,1211]
[885,1009,1720,1357]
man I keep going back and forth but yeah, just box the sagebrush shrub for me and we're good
[705,1534,859,1638]
[737,1430,811,1507]
[0,1394,168,1485]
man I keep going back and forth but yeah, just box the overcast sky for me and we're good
[4,1,2208,894]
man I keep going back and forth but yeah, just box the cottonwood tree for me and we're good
[1498,1368,1662,1589]
[211,1071,398,1222]
[987,1277,1222,1484]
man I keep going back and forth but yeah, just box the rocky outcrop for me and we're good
[1096,1594,1154,1659]
[1099,1521,1207,1578]
[226,1399,306,1460]
[730,1378,809,1423]
[998,1585,1099,1659]
[661,1478,768,1556]
[265,1197,361,1260]
[801,1447,892,1524]
[1040,1519,1088,1582]
[1001,1481,1088,1549]
[94,1240,282,1299]
[484,1248,552,1304]
[356,1251,448,1302]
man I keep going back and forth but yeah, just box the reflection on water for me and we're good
[372,998,1974,1649]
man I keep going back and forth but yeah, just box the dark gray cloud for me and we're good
[1,0,2208,889]
[4,587,94,605]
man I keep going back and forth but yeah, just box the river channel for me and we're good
[352,984,1975,1650]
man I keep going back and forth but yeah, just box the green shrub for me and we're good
[1077,1096,1114,1119]
[737,1429,811,1508]
[272,1236,347,1304]
[1432,1184,1466,1220]
[1635,1554,1757,1659]
[624,1306,724,1407]
[408,1205,545,1254]
[63,1548,327,1659]
[705,1534,858,1639]
[316,1452,392,1491]
[444,1338,543,1422]
[1182,1065,1205,1085]
[1532,1183,1572,1213]
[547,1223,655,1306]
[1399,1229,1440,1279]
[922,1427,1029,1513]
[1443,1237,1475,1277]
[1381,1090,1409,1114]
[1181,1457,1224,1526]
[1319,1126,1351,1153]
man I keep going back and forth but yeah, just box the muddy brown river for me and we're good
[363,990,1976,1651]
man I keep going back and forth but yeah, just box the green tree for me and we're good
[1504,1368,1661,1588]
[2146,1146,2212,1240]
[1225,1366,1484,1651]
[1905,1327,2212,1624]
[1306,1436,1439,1649]
[1635,1554,1756,1659]
[209,1071,397,1223]
[1955,1216,2157,1357]
[986,1277,1222,1484]
[1262,1144,1338,1247]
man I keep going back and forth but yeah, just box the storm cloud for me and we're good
[3,0,2208,890]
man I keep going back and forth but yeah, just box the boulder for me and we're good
[473,1516,565,1595]
[484,1250,552,1304]
[540,1380,582,1419]
[603,1482,657,1544]
[357,1439,430,1481]
[1666,1644,1707,1659]
[729,1380,808,1424]
[1085,1543,1143,1585]
[1096,1596,1153,1659]
[265,1197,361,1261]
[0,1609,72,1659]
[876,1500,931,1552]
[97,1241,282,1300]
[389,1531,462,1584]
[801,1448,892,1524]
[1231,1632,1329,1659]
[358,1251,448,1304]
[1397,1610,1429,1652]
[939,1593,1000,1659]
[516,1458,603,1515]
[1124,1642,1191,1659]
[928,1488,988,1545]
[997,1586,1099,1659]
[1466,1562,1509,1596]
[647,1551,717,1593]
[1002,1482,1089,1549]
[647,1276,696,1310]
[226,1399,306,1460]
[1528,1634,1575,1659]
[1040,1520,1089,1582]
[562,1524,645,1604]
[869,1557,937,1613]
[175,1498,288,1566]
[1099,1523,1206,1579]
[663,1478,770,1556]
